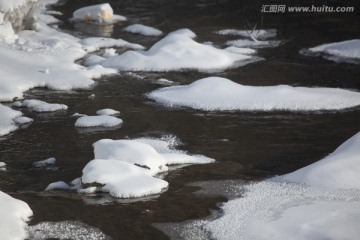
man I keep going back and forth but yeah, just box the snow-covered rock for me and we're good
[74,115,123,128]
[123,24,162,36]
[0,162,6,171]
[45,181,70,191]
[13,99,68,112]
[97,29,255,71]
[71,3,126,24]
[96,108,120,116]
[80,37,144,52]
[0,191,33,240]
[302,39,360,63]
[148,77,360,111]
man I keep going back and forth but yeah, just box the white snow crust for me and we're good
[74,115,123,128]
[123,24,162,36]
[71,3,126,24]
[13,99,67,112]
[0,103,22,136]
[96,108,120,116]
[33,157,56,167]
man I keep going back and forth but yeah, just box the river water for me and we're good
[1,0,359,239]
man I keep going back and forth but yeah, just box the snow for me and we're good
[103,48,117,58]
[13,99,68,112]
[96,108,120,116]
[283,131,360,190]
[81,159,169,198]
[0,103,22,136]
[45,181,70,191]
[27,221,110,240]
[13,116,33,125]
[97,29,255,71]
[0,191,33,240]
[80,37,144,52]
[148,77,360,111]
[179,131,360,240]
[303,39,360,63]
[123,24,163,36]
[0,162,5,171]
[74,115,123,128]
[33,157,56,167]
[226,39,280,48]
[216,29,277,40]
[0,0,37,12]
[71,3,126,24]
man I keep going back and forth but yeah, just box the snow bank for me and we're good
[0,191,33,240]
[27,221,110,240]
[13,99,67,112]
[96,108,120,116]
[71,3,126,24]
[178,131,360,240]
[148,77,360,111]
[216,29,277,40]
[98,29,255,71]
[33,157,56,167]
[302,39,360,63]
[283,131,360,189]
[0,103,22,136]
[74,115,123,128]
[123,24,162,36]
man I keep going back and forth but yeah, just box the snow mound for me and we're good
[123,24,163,36]
[98,29,254,71]
[13,99,68,112]
[74,115,123,128]
[216,29,277,40]
[148,77,360,111]
[27,221,111,240]
[81,159,169,198]
[0,103,22,136]
[96,108,120,116]
[80,37,144,52]
[45,181,70,191]
[302,39,360,64]
[33,157,56,167]
[71,3,126,24]
[283,131,360,189]
[0,191,33,240]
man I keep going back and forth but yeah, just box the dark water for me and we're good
[1,0,360,239]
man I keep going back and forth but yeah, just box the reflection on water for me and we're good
[74,22,115,37]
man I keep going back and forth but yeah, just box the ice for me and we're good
[97,29,255,71]
[81,159,169,198]
[13,99,68,112]
[33,157,56,167]
[226,39,281,48]
[0,162,5,171]
[71,3,126,24]
[27,221,111,240]
[148,77,360,111]
[45,181,70,191]
[74,115,123,128]
[96,108,120,116]
[0,103,22,136]
[302,39,360,63]
[216,29,277,40]
[123,24,163,36]
[177,131,360,240]
[13,116,33,125]
[283,131,360,190]
[0,191,33,240]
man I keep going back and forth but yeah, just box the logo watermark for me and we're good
[261,5,355,13]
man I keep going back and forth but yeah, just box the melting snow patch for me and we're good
[71,3,126,24]
[0,162,6,171]
[216,29,277,40]
[97,29,256,71]
[33,157,56,167]
[301,39,360,64]
[0,191,33,240]
[13,116,33,125]
[147,77,360,111]
[45,181,70,191]
[0,103,22,136]
[75,115,123,128]
[226,39,281,48]
[123,24,163,36]
[27,221,111,240]
[96,108,120,116]
[13,99,68,112]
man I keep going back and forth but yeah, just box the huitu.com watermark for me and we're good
[261,5,355,13]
